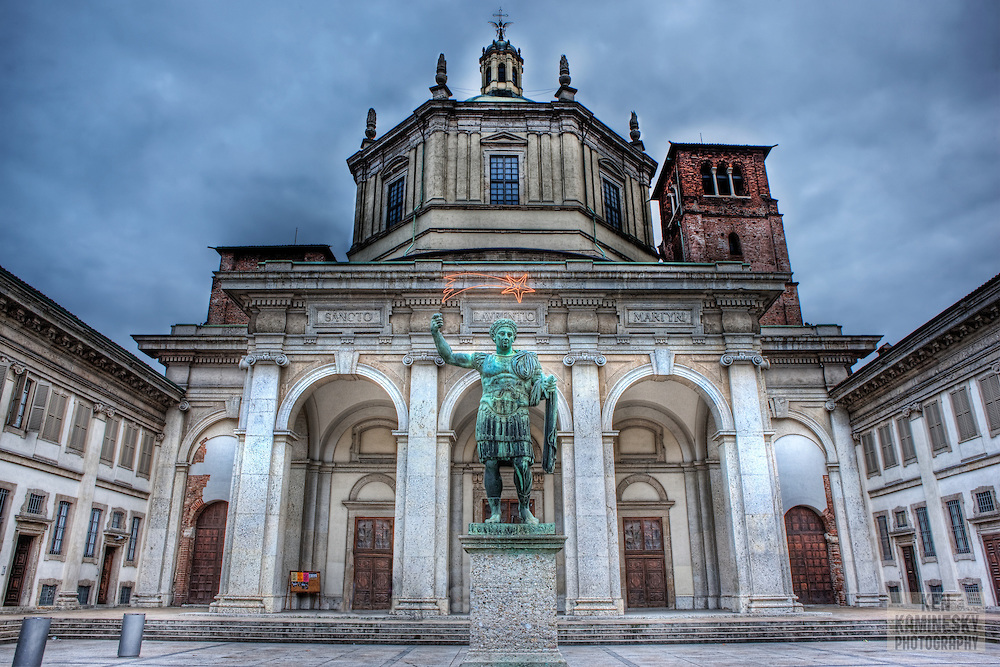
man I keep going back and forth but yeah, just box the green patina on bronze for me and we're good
[431,313,557,526]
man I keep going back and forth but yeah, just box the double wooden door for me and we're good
[901,544,921,604]
[3,535,33,606]
[97,547,117,604]
[623,517,668,608]
[784,506,835,604]
[352,517,393,610]
[188,501,228,604]
[984,534,1000,605]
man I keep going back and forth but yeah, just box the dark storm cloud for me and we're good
[1,0,997,367]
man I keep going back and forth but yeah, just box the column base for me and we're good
[390,597,449,618]
[745,594,804,614]
[131,593,169,608]
[850,592,888,608]
[53,592,80,610]
[565,597,625,616]
[209,595,281,614]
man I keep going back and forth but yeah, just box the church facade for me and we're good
[130,29,885,615]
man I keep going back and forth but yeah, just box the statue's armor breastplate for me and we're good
[474,353,533,460]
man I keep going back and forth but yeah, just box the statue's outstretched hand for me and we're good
[430,313,444,333]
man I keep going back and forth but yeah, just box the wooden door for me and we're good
[901,544,921,604]
[352,517,393,610]
[188,502,228,604]
[481,498,535,523]
[622,518,668,608]
[97,547,116,604]
[784,506,835,605]
[3,535,33,606]
[981,534,1000,605]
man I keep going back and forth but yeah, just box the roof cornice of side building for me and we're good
[830,273,1000,410]
[0,264,184,408]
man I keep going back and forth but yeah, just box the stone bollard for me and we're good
[117,613,146,658]
[12,617,51,667]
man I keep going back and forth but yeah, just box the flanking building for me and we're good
[831,274,1000,609]
[0,266,182,610]
[131,27,886,616]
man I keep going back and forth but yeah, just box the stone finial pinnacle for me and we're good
[559,55,571,86]
[629,111,644,151]
[365,108,376,140]
[436,53,448,86]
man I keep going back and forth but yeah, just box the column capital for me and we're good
[93,402,117,418]
[402,350,444,366]
[239,351,289,368]
[720,350,769,369]
[563,351,606,366]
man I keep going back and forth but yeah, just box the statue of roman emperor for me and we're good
[431,313,557,525]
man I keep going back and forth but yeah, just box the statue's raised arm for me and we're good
[430,313,475,368]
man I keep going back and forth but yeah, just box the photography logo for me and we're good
[887,605,985,652]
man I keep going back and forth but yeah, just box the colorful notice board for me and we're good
[289,571,320,594]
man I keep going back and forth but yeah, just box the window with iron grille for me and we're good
[978,373,1000,436]
[878,424,898,468]
[963,583,982,605]
[928,583,943,607]
[489,155,519,205]
[39,585,56,606]
[887,584,902,604]
[861,432,880,476]
[946,499,971,554]
[894,509,907,528]
[84,508,102,558]
[5,374,32,429]
[924,400,949,452]
[602,179,622,229]
[119,586,132,605]
[26,493,44,515]
[385,177,405,228]
[111,511,124,530]
[119,423,137,469]
[127,516,142,562]
[975,489,996,514]
[876,514,893,561]
[915,506,936,558]
[896,416,917,464]
[0,487,8,523]
[67,402,91,453]
[50,501,71,554]
[137,432,154,478]
[77,585,90,606]
[950,386,979,441]
[100,416,119,464]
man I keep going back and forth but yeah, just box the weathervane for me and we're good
[490,8,511,41]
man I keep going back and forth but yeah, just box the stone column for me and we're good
[391,353,448,616]
[54,403,117,608]
[134,404,185,607]
[719,351,799,613]
[828,405,883,606]
[211,352,288,614]
[562,350,622,615]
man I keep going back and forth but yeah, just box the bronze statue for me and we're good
[431,313,557,525]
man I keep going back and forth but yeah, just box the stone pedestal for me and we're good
[459,524,567,667]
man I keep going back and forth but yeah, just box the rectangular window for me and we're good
[602,178,622,229]
[975,489,996,514]
[127,516,142,562]
[137,432,154,478]
[0,487,8,522]
[39,584,57,606]
[67,402,91,453]
[950,386,979,441]
[861,432,880,476]
[118,586,132,605]
[877,424,898,468]
[928,583,943,608]
[111,511,124,530]
[26,493,45,515]
[924,400,949,452]
[979,373,1000,436]
[887,584,902,604]
[84,508,102,558]
[946,499,970,554]
[119,423,138,469]
[100,416,120,464]
[876,514,892,561]
[489,155,519,205]
[5,374,32,429]
[40,392,67,443]
[896,417,917,464]
[385,177,405,228]
[915,506,936,558]
[894,509,907,528]
[50,501,71,555]
[77,585,91,606]
[25,383,48,432]
[963,583,982,606]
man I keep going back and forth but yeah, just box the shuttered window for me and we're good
[26,383,49,432]
[950,386,979,441]
[67,402,91,453]
[40,392,67,443]
[978,373,1000,436]
[100,417,120,464]
[137,432,154,478]
[877,424,898,468]
[896,416,917,464]
[861,432,880,476]
[5,374,32,429]
[924,400,949,452]
[119,423,138,469]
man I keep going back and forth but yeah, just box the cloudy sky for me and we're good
[1,1,997,369]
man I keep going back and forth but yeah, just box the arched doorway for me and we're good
[188,501,228,604]
[784,505,834,604]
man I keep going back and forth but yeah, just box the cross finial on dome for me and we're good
[489,8,511,41]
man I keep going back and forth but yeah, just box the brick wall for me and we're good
[171,440,210,605]
[823,475,848,606]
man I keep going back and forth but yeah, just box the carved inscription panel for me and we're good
[310,305,388,332]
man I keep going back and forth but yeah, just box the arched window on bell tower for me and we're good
[701,162,715,195]
[729,232,743,257]
[716,162,732,196]
[732,165,746,196]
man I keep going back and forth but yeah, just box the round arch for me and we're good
[782,409,840,464]
[179,409,236,464]
[602,363,734,433]
[275,362,408,433]
[616,473,669,502]
[348,472,397,501]
[437,369,571,432]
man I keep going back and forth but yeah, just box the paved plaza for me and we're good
[0,639,996,667]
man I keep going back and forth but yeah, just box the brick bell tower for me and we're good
[651,143,803,325]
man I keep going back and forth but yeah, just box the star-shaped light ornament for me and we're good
[442,272,534,303]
